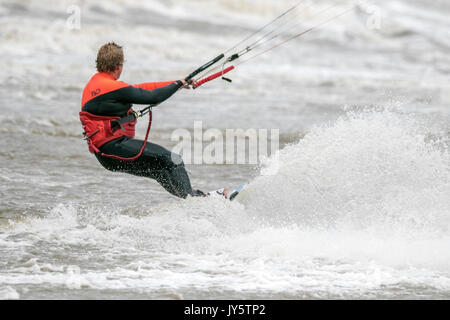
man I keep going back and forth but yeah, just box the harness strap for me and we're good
[96,110,153,162]
[82,110,153,162]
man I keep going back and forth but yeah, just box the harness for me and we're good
[80,107,153,162]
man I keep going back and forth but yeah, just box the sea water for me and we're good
[0,0,449,299]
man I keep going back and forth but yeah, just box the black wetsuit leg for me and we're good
[95,137,202,199]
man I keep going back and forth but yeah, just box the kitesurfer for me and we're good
[80,42,205,199]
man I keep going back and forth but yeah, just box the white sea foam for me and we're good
[0,286,20,300]
[2,109,449,298]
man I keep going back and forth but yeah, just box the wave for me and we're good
[2,0,449,55]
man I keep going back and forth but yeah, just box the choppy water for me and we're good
[0,0,449,300]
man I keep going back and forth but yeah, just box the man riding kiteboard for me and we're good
[80,42,206,199]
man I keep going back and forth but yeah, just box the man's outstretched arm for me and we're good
[118,80,183,105]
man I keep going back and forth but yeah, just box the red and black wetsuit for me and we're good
[80,72,202,199]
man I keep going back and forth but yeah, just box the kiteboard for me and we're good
[207,184,244,201]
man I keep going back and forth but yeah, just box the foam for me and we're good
[0,286,20,300]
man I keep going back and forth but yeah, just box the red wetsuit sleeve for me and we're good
[132,81,176,91]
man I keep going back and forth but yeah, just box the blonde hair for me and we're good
[96,42,124,73]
